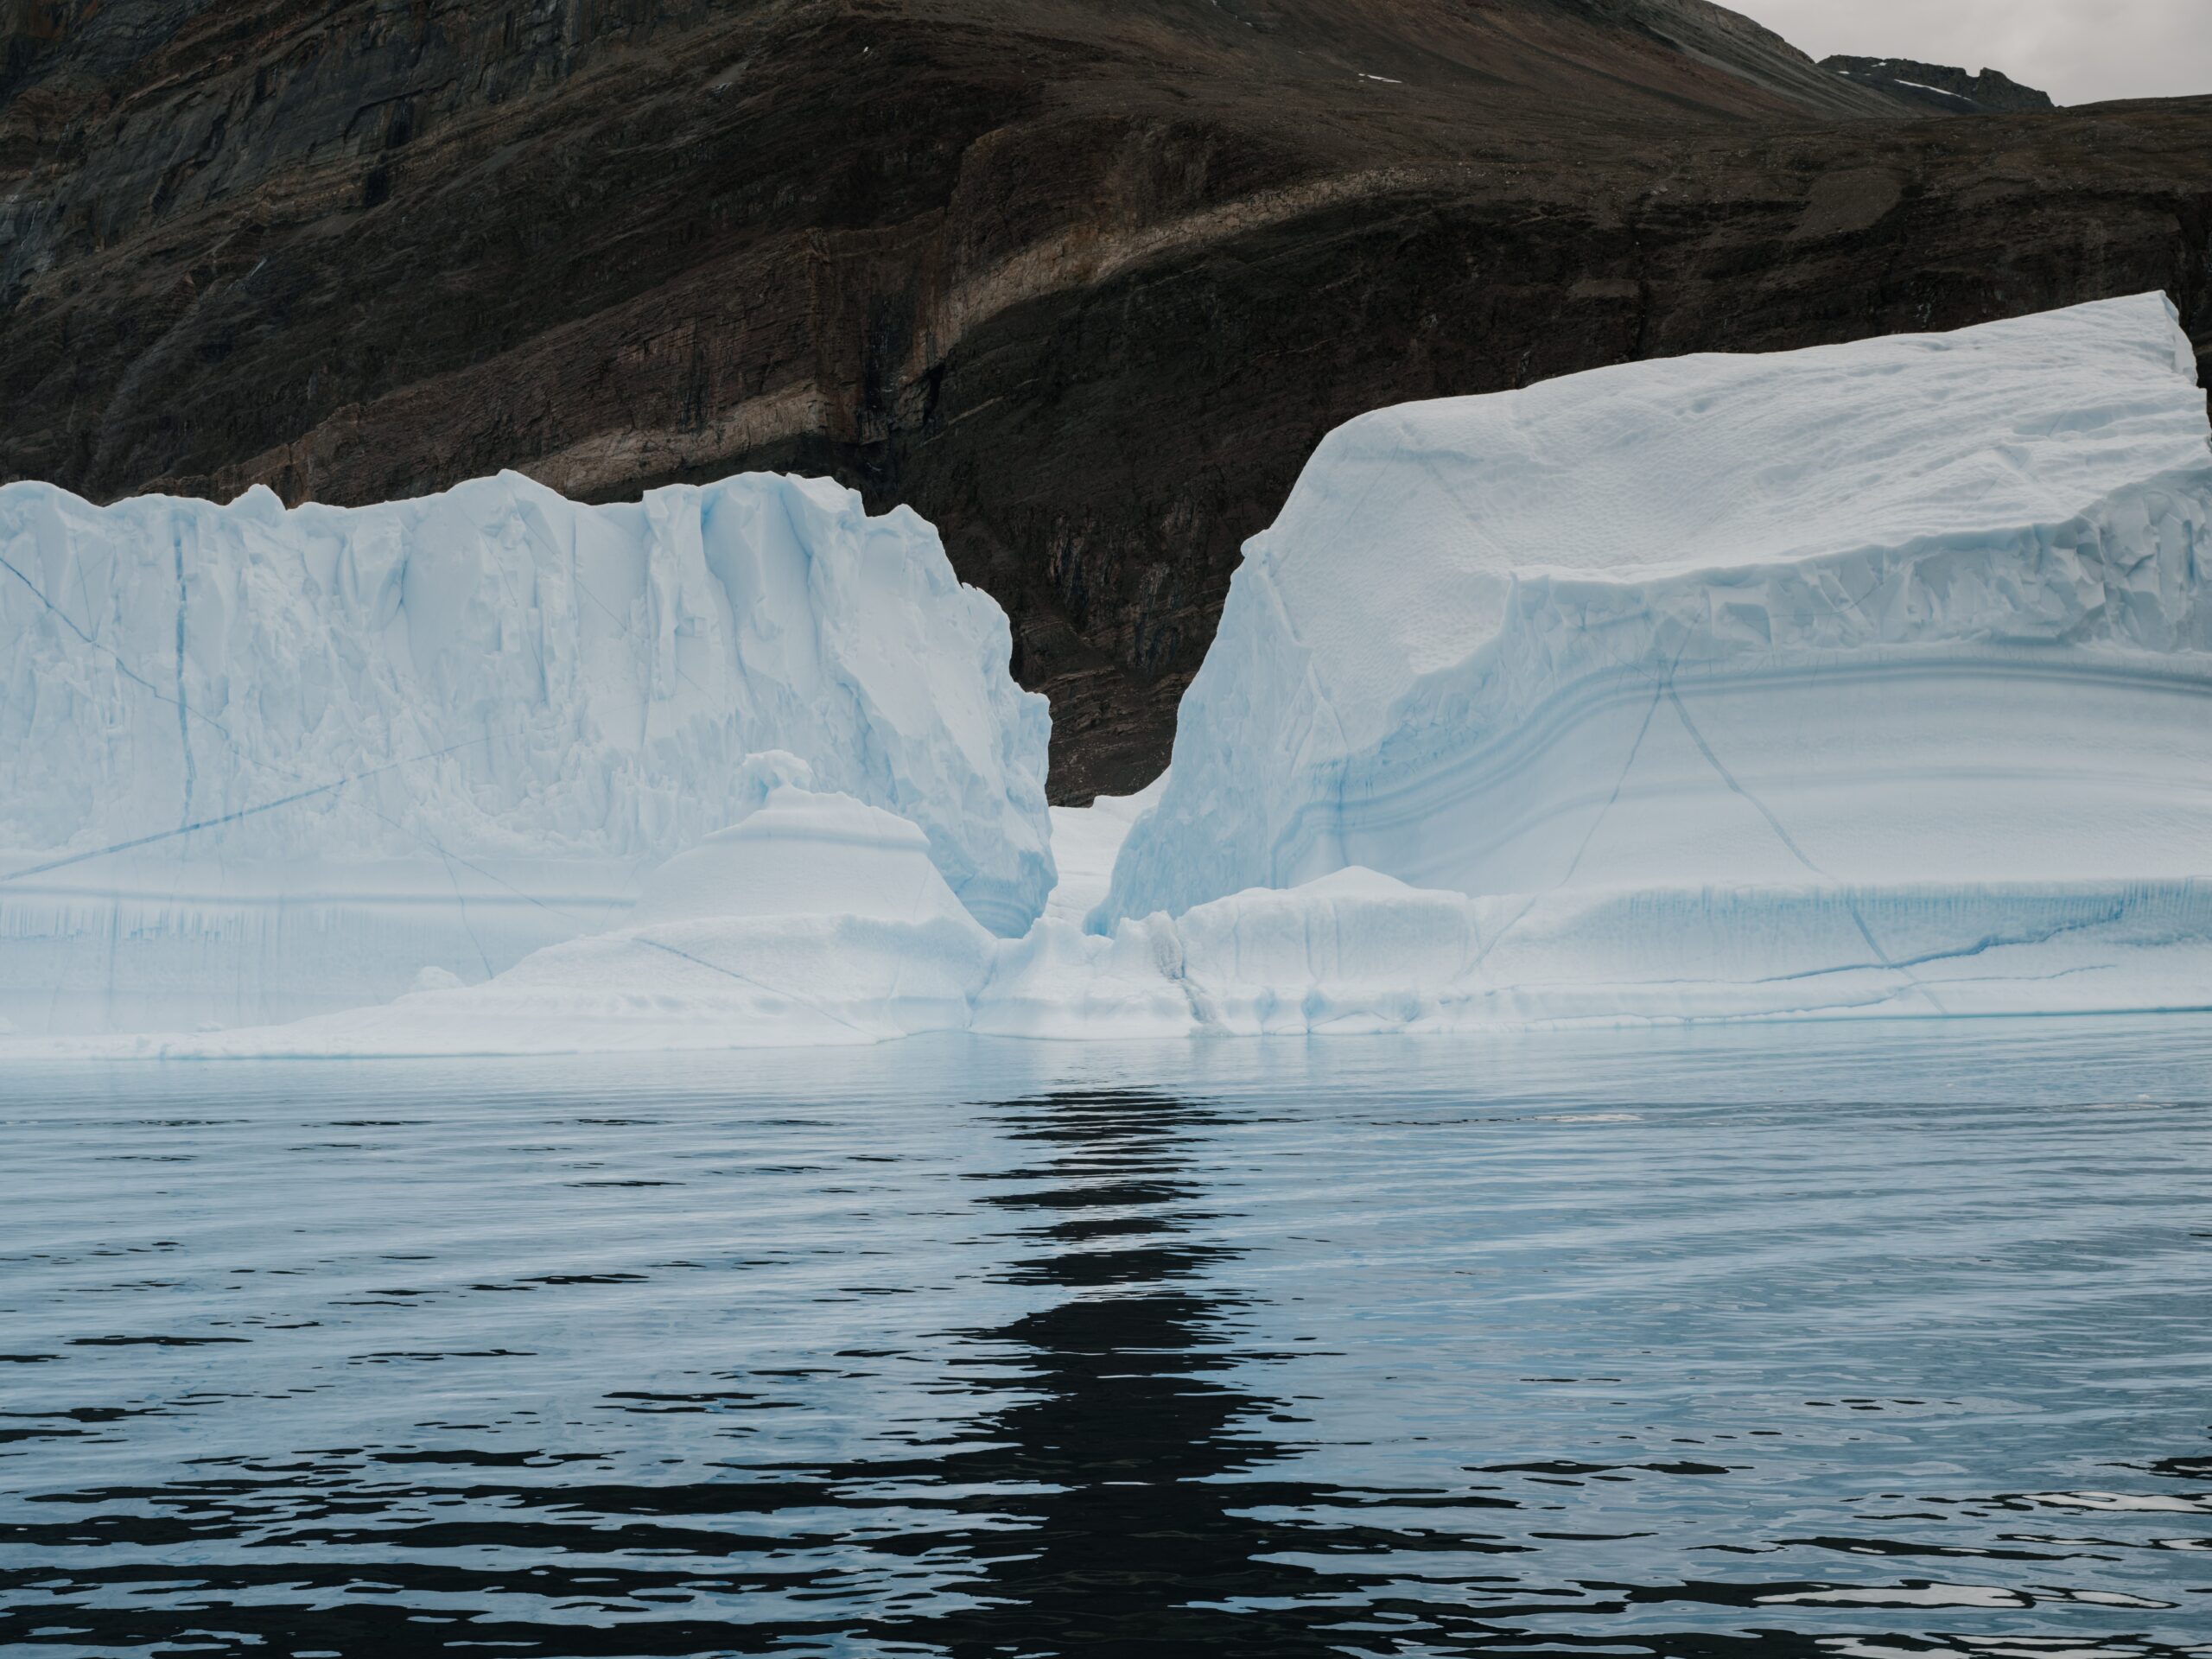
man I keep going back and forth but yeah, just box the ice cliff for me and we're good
[164,770,1003,1056]
[1103,293,2212,931]
[0,472,1053,1034]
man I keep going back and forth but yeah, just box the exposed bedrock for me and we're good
[1820,57,2056,117]
[2,0,2209,796]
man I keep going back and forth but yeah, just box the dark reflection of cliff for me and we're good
[899,1086,1343,1657]
[0,1088,1378,1659]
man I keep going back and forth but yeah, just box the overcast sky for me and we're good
[1730,0,2212,105]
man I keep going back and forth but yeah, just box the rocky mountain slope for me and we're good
[1822,56,2056,116]
[3,0,2209,797]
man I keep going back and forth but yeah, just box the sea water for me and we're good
[2,1020,2209,1656]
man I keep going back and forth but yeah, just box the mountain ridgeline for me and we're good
[1821,56,2056,117]
[3,0,2208,797]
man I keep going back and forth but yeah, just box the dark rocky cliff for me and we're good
[1821,56,2057,116]
[3,1,2209,798]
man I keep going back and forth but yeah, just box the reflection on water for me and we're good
[2,1020,2209,1656]
[912,1088,1306,1656]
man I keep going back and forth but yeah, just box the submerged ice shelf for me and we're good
[41,850,2212,1056]
[3,294,2210,1055]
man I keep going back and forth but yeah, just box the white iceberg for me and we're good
[7,295,2212,1058]
[1102,295,2212,956]
[0,470,1052,1034]
[983,868,2212,1039]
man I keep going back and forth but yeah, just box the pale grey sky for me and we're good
[1731,0,2212,105]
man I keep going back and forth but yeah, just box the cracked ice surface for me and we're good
[0,471,1053,1034]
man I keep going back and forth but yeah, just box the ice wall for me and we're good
[1103,294,2212,925]
[52,860,2212,1058]
[0,471,1053,1033]
[130,782,1005,1057]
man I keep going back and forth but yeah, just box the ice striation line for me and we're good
[0,549,179,714]
[1751,896,2141,985]
[1663,688,1827,878]
[1664,684,1948,1016]
[2,541,375,805]
[628,933,876,1038]
[1470,632,1693,975]
[1,543,626,925]
[1470,673,1669,976]
[437,849,499,982]
[0,740,490,885]
[173,531,197,829]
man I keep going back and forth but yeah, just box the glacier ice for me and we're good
[46,859,2212,1058]
[1042,772,1168,928]
[125,780,1001,1057]
[1103,293,2212,927]
[0,470,1053,1034]
[6,293,2212,1058]
[979,870,2212,1038]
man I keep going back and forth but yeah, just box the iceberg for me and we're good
[0,470,1052,1034]
[69,860,2212,1058]
[1103,295,2212,954]
[6,294,2210,1058]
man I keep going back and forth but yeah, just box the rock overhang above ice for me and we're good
[1102,292,2212,928]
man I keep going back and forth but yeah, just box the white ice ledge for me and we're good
[23,849,2212,1057]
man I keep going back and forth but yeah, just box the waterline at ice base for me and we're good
[4,293,2209,1055]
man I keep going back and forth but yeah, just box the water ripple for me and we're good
[1,1020,2209,1656]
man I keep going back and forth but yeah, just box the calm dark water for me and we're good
[2,1021,2209,1658]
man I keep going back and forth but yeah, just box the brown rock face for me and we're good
[4,1,2209,798]
[1821,56,2056,116]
